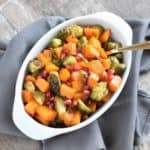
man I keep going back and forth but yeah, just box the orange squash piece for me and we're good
[45,62,59,73]
[88,36,101,49]
[70,111,81,126]
[25,75,36,83]
[97,47,107,58]
[82,44,99,59]
[43,49,52,61]
[59,68,71,81]
[87,72,99,88]
[102,92,112,102]
[88,60,105,75]
[22,90,34,103]
[101,58,111,70]
[66,35,79,44]
[108,75,122,92]
[88,102,97,112]
[63,42,77,55]
[35,106,57,126]
[35,78,50,92]
[73,93,84,100]
[71,71,84,81]
[60,84,75,99]
[37,53,49,66]
[84,27,99,38]
[99,29,111,43]
[54,47,63,58]
[25,101,39,117]
[59,112,73,126]
[72,80,84,92]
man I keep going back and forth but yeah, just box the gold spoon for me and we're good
[107,41,150,55]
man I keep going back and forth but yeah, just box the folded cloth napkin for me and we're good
[0,16,150,150]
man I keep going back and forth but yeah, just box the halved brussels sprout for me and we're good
[24,81,35,92]
[90,82,108,101]
[50,38,62,48]
[28,59,43,73]
[33,91,45,105]
[65,24,83,37]
[78,99,92,114]
[79,36,88,46]
[63,56,77,66]
[48,72,61,94]
[105,42,121,50]
[54,96,66,115]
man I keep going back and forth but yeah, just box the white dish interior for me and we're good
[13,12,132,140]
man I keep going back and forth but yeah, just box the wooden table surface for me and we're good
[0,0,150,149]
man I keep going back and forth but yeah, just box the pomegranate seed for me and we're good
[108,69,115,75]
[63,49,69,54]
[66,65,73,72]
[72,100,78,107]
[73,65,81,71]
[41,70,48,78]
[107,69,115,82]
[83,90,90,95]
[87,100,92,105]
[49,96,55,102]
[77,46,81,52]
[61,53,66,59]
[46,91,51,98]
[84,85,89,90]
[75,55,82,62]
[64,99,72,106]
[82,66,89,72]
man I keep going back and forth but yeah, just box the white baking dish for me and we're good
[13,12,132,140]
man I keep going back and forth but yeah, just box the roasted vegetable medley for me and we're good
[22,24,125,127]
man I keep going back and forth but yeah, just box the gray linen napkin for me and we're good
[0,17,150,150]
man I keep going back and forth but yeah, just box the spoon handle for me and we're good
[109,41,150,54]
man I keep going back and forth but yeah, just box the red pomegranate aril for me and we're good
[61,53,66,59]
[75,55,82,62]
[107,69,115,82]
[83,90,90,95]
[77,46,81,52]
[46,91,51,98]
[108,69,115,75]
[63,49,69,54]
[84,85,89,90]
[72,100,78,107]
[49,96,55,102]
[73,65,81,71]
[66,65,73,72]
[41,70,48,78]
[64,99,72,106]
[82,66,89,72]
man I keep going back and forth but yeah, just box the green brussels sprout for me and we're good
[79,70,88,83]
[54,96,66,115]
[90,82,108,101]
[50,38,62,48]
[28,59,43,73]
[55,31,67,41]
[78,99,92,114]
[65,24,83,37]
[113,63,126,75]
[114,53,123,61]
[33,91,45,105]
[52,58,63,67]
[48,72,61,94]
[63,56,77,66]
[105,42,121,50]
[109,56,120,68]
[92,25,104,36]
[24,81,35,92]
[79,36,88,46]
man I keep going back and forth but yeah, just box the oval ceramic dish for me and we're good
[13,12,132,140]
